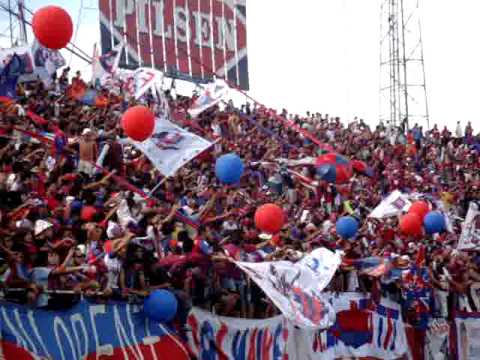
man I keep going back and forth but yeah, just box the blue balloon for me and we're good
[423,211,446,234]
[336,216,359,239]
[215,153,244,184]
[317,164,337,183]
[143,290,178,323]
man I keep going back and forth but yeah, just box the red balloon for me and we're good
[32,6,73,50]
[121,106,155,141]
[409,201,429,220]
[80,206,97,222]
[254,204,285,234]
[400,213,422,236]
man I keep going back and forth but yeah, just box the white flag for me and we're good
[368,190,412,219]
[0,42,65,86]
[131,117,212,177]
[458,202,480,250]
[132,68,163,99]
[188,79,229,118]
[92,42,124,85]
[235,248,341,329]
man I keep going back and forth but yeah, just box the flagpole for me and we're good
[147,177,168,197]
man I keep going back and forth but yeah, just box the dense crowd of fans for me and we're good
[0,68,479,338]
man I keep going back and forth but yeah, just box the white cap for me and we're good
[76,244,86,255]
[34,220,53,236]
[82,128,92,136]
[259,233,272,240]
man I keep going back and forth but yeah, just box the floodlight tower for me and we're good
[379,0,429,131]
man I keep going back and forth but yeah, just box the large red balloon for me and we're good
[409,201,429,220]
[32,6,73,50]
[254,204,285,234]
[400,213,422,236]
[121,106,155,141]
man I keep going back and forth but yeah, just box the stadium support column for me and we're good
[379,0,429,131]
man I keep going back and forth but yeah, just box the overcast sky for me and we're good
[4,0,480,130]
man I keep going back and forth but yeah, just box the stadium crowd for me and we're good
[0,68,479,340]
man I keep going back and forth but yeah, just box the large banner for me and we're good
[297,293,410,360]
[457,202,480,250]
[187,293,410,360]
[0,300,189,359]
[455,312,480,360]
[99,0,249,90]
[235,248,341,329]
[131,117,213,177]
[0,42,65,86]
[187,308,295,360]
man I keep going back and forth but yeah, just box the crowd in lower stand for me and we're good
[0,69,479,348]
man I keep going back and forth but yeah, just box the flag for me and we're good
[154,82,170,120]
[131,117,213,177]
[235,248,341,329]
[0,54,24,98]
[92,41,124,85]
[458,202,480,250]
[133,67,163,99]
[98,66,163,100]
[368,190,412,218]
[188,79,229,118]
[31,40,65,86]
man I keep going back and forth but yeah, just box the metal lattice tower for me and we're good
[0,0,28,47]
[379,0,429,130]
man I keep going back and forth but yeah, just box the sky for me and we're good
[2,0,480,130]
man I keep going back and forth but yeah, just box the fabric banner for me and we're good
[0,300,189,360]
[455,312,480,360]
[458,202,480,250]
[92,42,124,86]
[425,318,450,360]
[187,293,410,360]
[188,80,229,118]
[235,248,341,329]
[369,190,412,219]
[131,117,213,177]
[98,66,163,100]
[297,293,410,360]
[187,308,295,360]
[0,42,65,86]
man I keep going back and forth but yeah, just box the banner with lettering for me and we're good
[187,307,296,360]
[0,300,189,360]
[455,312,480,360]
[187,293,410,360]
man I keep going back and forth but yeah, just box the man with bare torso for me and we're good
[78,128,97,176]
